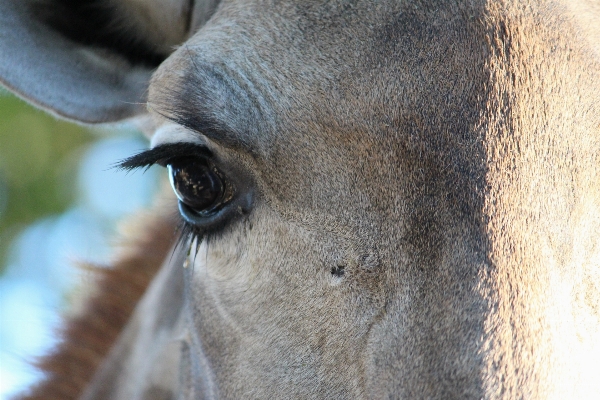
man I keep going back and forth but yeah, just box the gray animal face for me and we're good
[140,4,493,397]
[2,0,600,398]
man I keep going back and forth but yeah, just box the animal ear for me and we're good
[0,0,217,123]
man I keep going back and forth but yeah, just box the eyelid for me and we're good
[150,123,206,149]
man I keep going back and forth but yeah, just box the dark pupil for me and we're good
[167,158,224,214]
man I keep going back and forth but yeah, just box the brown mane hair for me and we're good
[16,203,177,400]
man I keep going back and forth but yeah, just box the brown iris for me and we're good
[167,157,225,214]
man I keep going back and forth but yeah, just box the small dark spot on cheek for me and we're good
[331,265,346,277]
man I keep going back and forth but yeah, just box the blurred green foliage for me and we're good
[0,90,94,273]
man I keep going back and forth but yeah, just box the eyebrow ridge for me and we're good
[147,61,259,153]
[148,101,227,135]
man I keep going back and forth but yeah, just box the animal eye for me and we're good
[117,143,251,233]
[167,157,230,216]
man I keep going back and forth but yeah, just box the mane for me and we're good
[15,202,178,400]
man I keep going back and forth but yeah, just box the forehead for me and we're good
[148,0,492,154]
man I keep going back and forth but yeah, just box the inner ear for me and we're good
[0,0,219,123]
[31,0,195,67]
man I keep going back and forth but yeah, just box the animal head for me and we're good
[1,0,600,398]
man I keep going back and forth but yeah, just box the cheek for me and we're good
[180,204,392,390]
[185,206,341,322]
[188,207,320,291]
[185,203,387,333]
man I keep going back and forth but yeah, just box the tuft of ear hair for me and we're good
[31,0,167,67]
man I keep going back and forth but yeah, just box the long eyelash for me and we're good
[115,142,211,171]
[172,217,205,265]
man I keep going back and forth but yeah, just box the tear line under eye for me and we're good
[116,142,213,172]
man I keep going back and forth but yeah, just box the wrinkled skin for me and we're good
[1,0,600,399]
